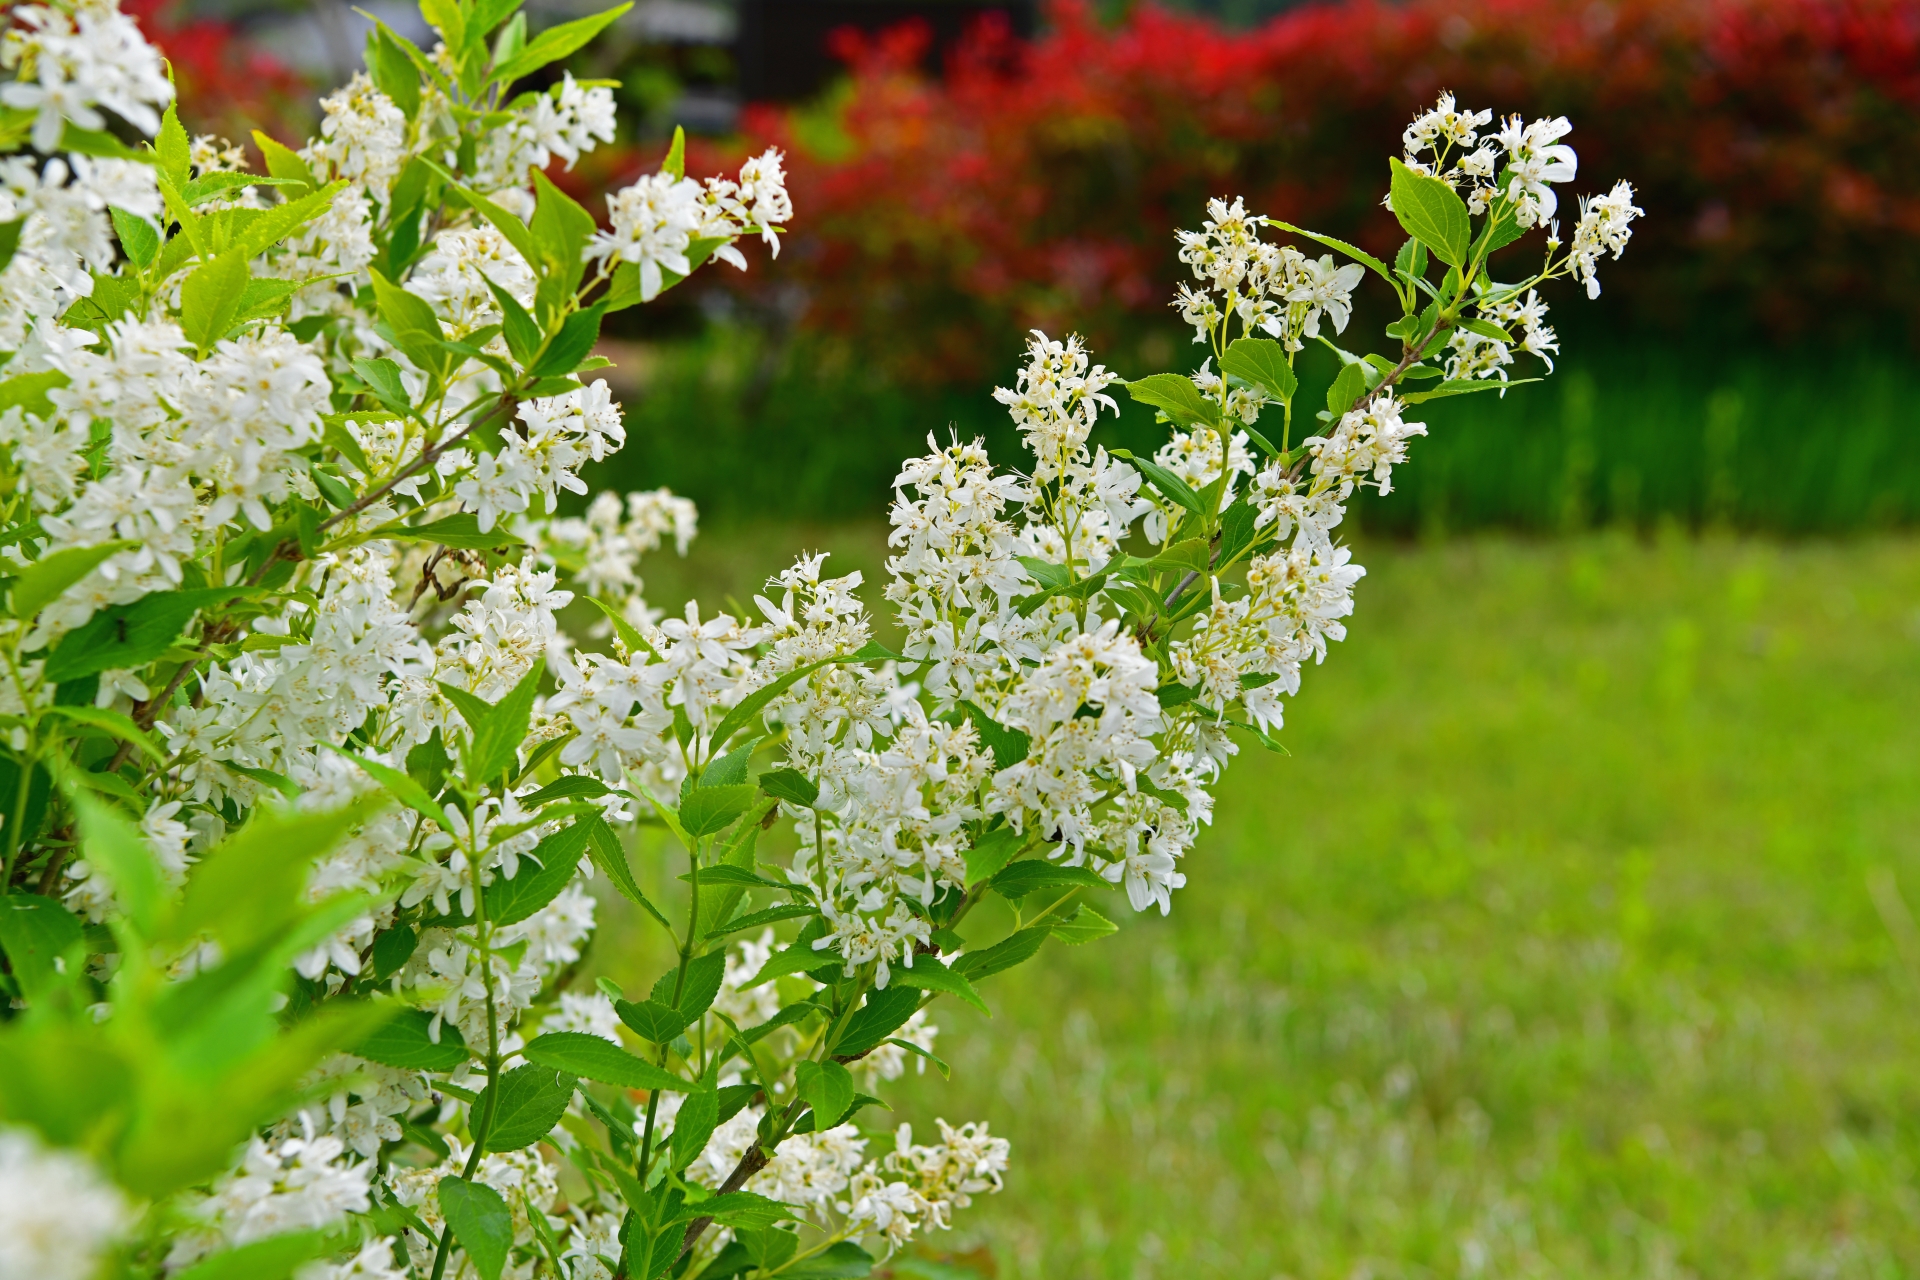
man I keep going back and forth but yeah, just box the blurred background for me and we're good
[160,0,1920,1272]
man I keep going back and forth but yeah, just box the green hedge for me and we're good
[590,330,1920,534]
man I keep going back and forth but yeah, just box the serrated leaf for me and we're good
[889,958,988,1014]
[0,893,84,1003]
[355,1008,471,1071]
[9,540,136,620]
[832,984,922,1058]
[1388,157,1471,268]
[1399,377,1540,404]
[680,783,756,837]
[330,745,453,833]
[493,5,634,85]
[110,207,159,268]
[180,251,250,352]
[965,825,1023,884]
[439,1177,512,1280]
[614,998,687,1044]
[586,817,671,930]
[1220,337,1298,405]
[1110,449,1204,515]
[1124,371,1221,428]
[793,1060,854,1129]
[670,1082,718,1171]
[957,701,1030,771]
[521,1031,687,1091]
[45,586,251,683]
[951,925,1051,981]
[485,821,590,926]
[989,860,1108,900]
[758,767,819,808]
[480,1064,575,1151]
[376,513,525,550]
[1051,902,1120,945]
[1326,361,1369,416]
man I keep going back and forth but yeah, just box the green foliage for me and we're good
[439,1177,514,1280]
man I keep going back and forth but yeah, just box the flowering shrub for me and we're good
[670,0,1916,383]
[0,2,1636,1277]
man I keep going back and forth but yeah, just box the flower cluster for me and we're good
[0,8,1631,1279]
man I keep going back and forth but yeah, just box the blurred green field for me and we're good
[590,530,1920,1278]
[586,333,1920,535]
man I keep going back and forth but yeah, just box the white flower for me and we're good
[0,1127,130,1280]
[589,171,704,301]
[1496,114,1578,228]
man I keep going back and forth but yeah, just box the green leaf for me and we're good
[833,985,922,1058]
[156,103,192,191]
[251,130,316,190]
[794,1059,854,1129]
[110,207,159,268]
[1388,157,1471,268]
[368,26,423,118]
[44,705,164,764]
[957,701,1031,771]
[989,860,1107,900]
[521,1032,687,1091]
[355,1007,471,1071]
[66,790,164,936]
[683,864,783,894]
[172,1231,337,1280]
[1109,449,1204,516]
[614,998,687,1044]
[439,1177,513,1280]
[706,902,813,941]
[783,1241,875,1279]
[758,767,819,808]
[1219,337,1298,405]
[44,586,249,683]
[529,301,607,379]
[1399,377,1540,404]
[163,795,385,956]
[520,775,612,807]
[581,595,655,658]
[232,181,351,260]
[493,4,634,85]
[180,251,251,352]
[670,1082,718,1171]
[0,894,84,1003]
[369,268,449,375]
[485,821,591,926]
[377,513,525,550]
[1265,218,1399,289]
[701,736,761,788]
[965,826,1023,884]
[586,817,671,929]
[482,275,541,367]
[952,925,1051,981]
[707,655,841,750]
[661,948,729,1022]
[9,540,136,620]
[1326,361,1370,417]
[350,356,411,414]
[0,368,67,417]
[0,217,22,274]
[663,125,687,179]
[889,958,988,1014]
[744,941,832,989]
[1051,902,1119,945]
[441,660,542,786]
[331,745,454,833]
[480,1063,576,1151]
[528,171,597,310]
[1124,372,1221,429]
[680,783,756,837]
[180,172,304,206]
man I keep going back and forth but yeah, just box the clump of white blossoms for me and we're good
[0,18,1635,1276]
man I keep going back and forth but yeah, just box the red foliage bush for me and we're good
[640,0,1920,382]
[126,0,312,145]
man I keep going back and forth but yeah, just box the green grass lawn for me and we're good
[593,530,1920,1278]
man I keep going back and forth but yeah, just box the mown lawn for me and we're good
[594,531,1920,1279]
